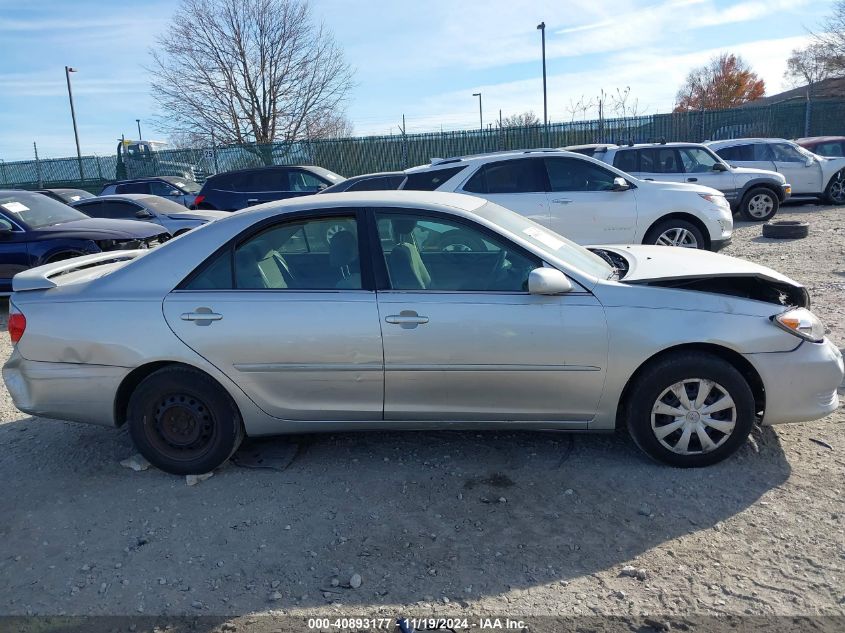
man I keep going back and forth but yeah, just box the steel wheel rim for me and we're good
[146,393,217,462]
[748,193,774,218]
[656,227,698,248]
[830,173,845,203]
[651,378,737,455]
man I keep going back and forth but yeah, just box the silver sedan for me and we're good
[3,191,842,474]
[72,194,227,236]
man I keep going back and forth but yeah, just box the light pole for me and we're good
[136,119,143,140]
[473,92,483,132]
[64,66,84,181]
[537,22,548,137]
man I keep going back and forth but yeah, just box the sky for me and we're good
[0,0,834,161]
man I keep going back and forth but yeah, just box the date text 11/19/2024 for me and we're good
[307,617,527,630]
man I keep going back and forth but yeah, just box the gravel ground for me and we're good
[0,202,843,628]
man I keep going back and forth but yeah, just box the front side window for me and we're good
[752,143,775,161]
[715,144,753,162]
[771,143,806,163]
[150,181,182,197]
[235,215,361,290]
[97,201,143,220]
[288,170,325,192]
[462,159,545,194]
[545,157,617,191]
[375,210,539,292]
[678,147,721,173]
[116,182,150,194]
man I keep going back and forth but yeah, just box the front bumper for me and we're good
[747,339,843,425]
[2,349,126,426]
[711,237,732,251]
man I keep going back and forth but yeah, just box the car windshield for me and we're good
[140,196,195,214]
[163,177,201,193]
[0,191,90,228]
[477,201,613,279]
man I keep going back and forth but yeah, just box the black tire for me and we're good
[644,218,706,250]
[762,220,809,239]
[824,169,845,205]
[625,353,755,468]
[127,366,245,475]
[738,187,779,221]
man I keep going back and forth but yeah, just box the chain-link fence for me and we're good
[4,98,845,192]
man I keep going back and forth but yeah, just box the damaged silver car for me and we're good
[3,191,842,474]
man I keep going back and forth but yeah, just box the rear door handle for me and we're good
[385,311,429,329]
[246,198,259,204]
[181,308,223,325]
[686,177,698,182]
[551,198,573,204]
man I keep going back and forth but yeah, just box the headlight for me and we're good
[699,193,730,210]
[773,308,825,342]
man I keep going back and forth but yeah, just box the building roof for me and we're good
[743,76,845,107]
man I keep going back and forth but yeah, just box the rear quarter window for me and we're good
[612,150,638,172]
[403,166,467,191]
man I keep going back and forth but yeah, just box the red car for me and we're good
[795,136,845,158]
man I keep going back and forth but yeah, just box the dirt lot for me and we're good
[0,202,843,628]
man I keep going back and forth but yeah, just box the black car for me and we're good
[0,191,168,294]
[192,165,344,211]
[36,188,96,204]
[100,176,201,208]
[317,171,405,194]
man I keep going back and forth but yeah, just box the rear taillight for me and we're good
[192,194,205,209]
[8,312,26,344]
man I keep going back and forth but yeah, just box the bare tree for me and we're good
[564,96,595,122]
[150,0,355,163]
[812,0,845,76]
[609,86,643,118]
[500,111,541,127]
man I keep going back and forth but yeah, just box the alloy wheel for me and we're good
[829,172,845,204]
[656,227,699,248]
[747,193,774,219]
[650,378,737,455]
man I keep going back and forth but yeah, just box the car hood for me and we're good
[635,179,723,195]
[165,210,227,222]
[730,166,786,182]
[593,244,809,307]
[33,218,166,239]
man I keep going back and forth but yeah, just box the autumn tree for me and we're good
[150,0,355,162]
[501,111,541,127]
[674,53,765,111]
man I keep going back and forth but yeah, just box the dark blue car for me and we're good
[192,165,344,211]
[0,190,169,294]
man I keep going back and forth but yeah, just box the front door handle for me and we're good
[551,198,573,204]
[686,177,698,182]
[181,307,223,325]
[385,310,429,329]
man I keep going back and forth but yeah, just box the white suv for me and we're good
[706,138,845,205]
[570,142,790,222]
[401,150,733,250]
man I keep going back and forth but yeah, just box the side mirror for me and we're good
[135,209,154,219]
[712,162,728,172]
[528,268,572,295]
[805,157,814,167]
[611,177,630,191]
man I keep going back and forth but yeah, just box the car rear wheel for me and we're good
[625,353,755,467]
[739,187,779,221]
[644,219,705,249]
[127,366,244,475]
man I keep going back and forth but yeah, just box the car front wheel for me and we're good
[127,366,244,475]
[644,219,706,249]
[739,187,779,221]
[824,169,845,205]
[625,353,755,467]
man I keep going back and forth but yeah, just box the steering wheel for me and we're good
[483,249,508,289]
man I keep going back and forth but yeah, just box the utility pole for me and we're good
[136,119,143,140]
[473,93,483,132]
[537,22,548,140]
[64,66,84,181]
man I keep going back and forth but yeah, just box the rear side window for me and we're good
[613,150,638,172]
[346,175,405,191]
[715,144,754,161]
[403,166,467,191]
[462,159,545,194]
[116,182,150,194]
[812,141,845,157]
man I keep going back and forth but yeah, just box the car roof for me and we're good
[38,188,92,194]
[246,190,487,215]
[706,138,790,147]
[405,148,570,173]
[81,194,152,201]
[208,165,314,177]
[795,136,845,143]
